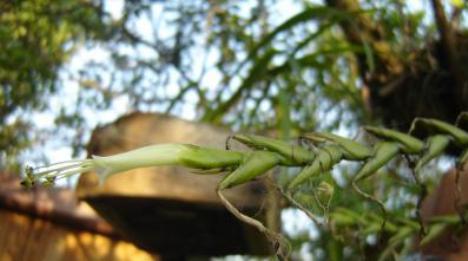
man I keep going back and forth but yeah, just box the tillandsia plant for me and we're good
[23,112,468,260]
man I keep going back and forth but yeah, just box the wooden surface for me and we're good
[0,210,157,261]
[0,174,158,261]
[0,174,114,237]
[420,165,468,260]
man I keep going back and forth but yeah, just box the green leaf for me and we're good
[316,181,334,206]
[180,145,246,169]
[219,151,280,189]
[247,6,355,60]
[459,149,468,166]
[305,132,372,160]
[364,126,424,154]
[420,223,448,246]
[361,37,375,73]
[354,142,400,181]
[410,118,468,146]
[269,45,363,77]
[232,134,314,165]
[288,145,343,190]
[415,135,451,172]
[379,226,413,261]
[331,209,358,226]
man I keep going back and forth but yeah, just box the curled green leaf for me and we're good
[410,118,468,146]
[352,139,395,227]
[364,126,424,154]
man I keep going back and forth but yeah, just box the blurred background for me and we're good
[2,0,468,260]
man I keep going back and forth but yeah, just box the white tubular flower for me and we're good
[91,144,192,177]
[23,143,245,188]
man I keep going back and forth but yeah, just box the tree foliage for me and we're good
[0,0,108,170]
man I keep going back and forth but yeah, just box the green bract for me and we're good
[354,142,400,182]
[218,151,280,189]
[459,149,468,166]
[232,134,314,164]
[288,145,343,190]
[415,135,451,172]
[364,126,424,154]
[304,132,372,160]
[410,118,468,146]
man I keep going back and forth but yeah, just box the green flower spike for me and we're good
[22,144,245,187]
